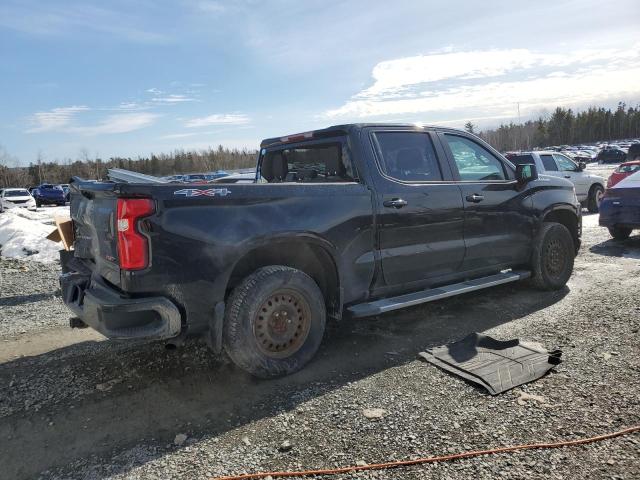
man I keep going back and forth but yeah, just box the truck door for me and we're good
[438,132,535,272]
[368,128,466,287]
[553,153,588,201]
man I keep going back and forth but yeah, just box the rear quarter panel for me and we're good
[119,182,375,330]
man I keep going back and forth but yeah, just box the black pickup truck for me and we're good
[61,124,581,377]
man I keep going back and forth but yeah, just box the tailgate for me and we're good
[69,182,119,267]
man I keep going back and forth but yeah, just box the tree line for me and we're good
[473,102,640,152]
[0,146,258,188]
[3,101,640,188]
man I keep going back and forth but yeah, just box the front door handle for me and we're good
[564,175,571,179]
[465,194,484,203]
[383,198,408,208]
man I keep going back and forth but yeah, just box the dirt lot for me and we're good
[1,213,639,480]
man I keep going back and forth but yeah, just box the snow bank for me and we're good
[0,206,70,263]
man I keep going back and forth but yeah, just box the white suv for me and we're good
[508,151,605,212]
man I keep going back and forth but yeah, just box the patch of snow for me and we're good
[582,213,601,229]
[0,206,70,263]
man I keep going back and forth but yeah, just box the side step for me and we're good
[347,270,531,318]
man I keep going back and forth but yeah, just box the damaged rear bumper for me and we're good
[60,263,182,341]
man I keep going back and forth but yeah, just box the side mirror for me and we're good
[578,162,586,171]
[516,163,538,184]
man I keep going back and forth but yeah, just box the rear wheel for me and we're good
[608,226,632,240]
[587,184,604,213]
[530,222,575,291]
[223,266,326,378]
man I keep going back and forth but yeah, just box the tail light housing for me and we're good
[116,198,155,270]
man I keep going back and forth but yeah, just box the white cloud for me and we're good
[185,113,250,128]
[151,94,195,103]
[27,106,90,132]
[196,1,226,15]
[326,46,640,121]
[146,88,163,94]
[71,113,159,135]
[159,132,201,139]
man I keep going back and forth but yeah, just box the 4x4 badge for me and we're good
[173,188,231,197]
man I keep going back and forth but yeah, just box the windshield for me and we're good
[4,189,30,197]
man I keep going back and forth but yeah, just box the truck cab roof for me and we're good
[260,123,448,148]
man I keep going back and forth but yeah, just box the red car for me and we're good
[607,160,640,188]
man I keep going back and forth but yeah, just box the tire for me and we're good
[530,222,575,291]
[35,200,41,208]
[223,266,326,378]
[608,226,632,240]
[587,184,604,213]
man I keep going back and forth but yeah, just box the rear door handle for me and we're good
[465,194,484,203]
[383,198,408,208]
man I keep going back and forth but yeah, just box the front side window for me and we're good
[444,135,505,181]
[261,142,354,183]
[373,131,443,182]
[540,154,558,171]
[553,154,577,171]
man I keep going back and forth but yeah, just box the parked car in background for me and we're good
[627,143,640,162]
[507,151,605,212]
[32,183,66,207]
[205,171,230,181]
[210,172,256,183]
[599,170,640,240]
[59,183,71,202]
[597,146,627,164]
[0,188,37,212]
[182,174,208,184]
[606,161,640,188]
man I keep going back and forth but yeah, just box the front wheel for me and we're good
[530,222,575,291]
[609,226,632,240]
[587,184,604,213]
[223,266,326,378]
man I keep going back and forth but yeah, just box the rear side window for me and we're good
[373,132,443,182]
[508,154,535,165]
[617,164,640,174]
[261,142,354,183]
[540,155,558,171]
[444,134,506,181]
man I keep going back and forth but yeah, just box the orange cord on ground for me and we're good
[213,424,640,480]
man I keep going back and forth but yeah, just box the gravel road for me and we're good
[1,213,639,480]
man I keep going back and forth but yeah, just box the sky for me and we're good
[1,0,639,165]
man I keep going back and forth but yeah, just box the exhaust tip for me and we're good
[165,342,178,351]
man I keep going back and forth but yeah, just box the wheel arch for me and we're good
[541,206,580,253]
[226,236,343,321]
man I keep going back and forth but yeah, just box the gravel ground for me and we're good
[1,213,639,480]
[0,258,69,338]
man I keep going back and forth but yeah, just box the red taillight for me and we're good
[116,198,155,270]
